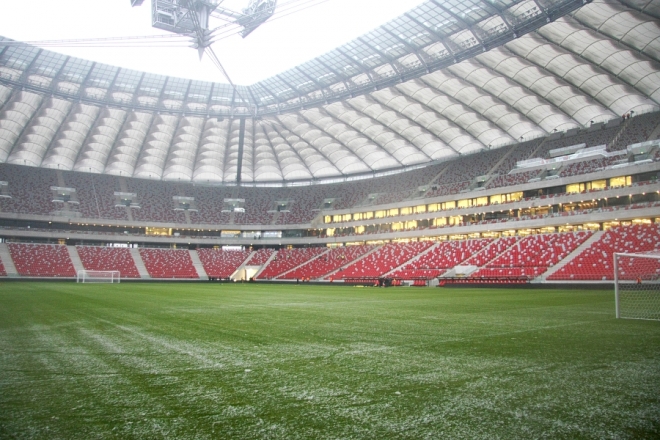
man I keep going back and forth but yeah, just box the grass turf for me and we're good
[0,282,659,439]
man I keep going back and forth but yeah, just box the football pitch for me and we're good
[0,282,658,439]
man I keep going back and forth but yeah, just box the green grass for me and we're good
[0,282,659,439]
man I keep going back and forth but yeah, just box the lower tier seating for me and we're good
[548,224,660,281]
[615,254,660,281]
[139,248,198,279]
[387,268,446,279]
[470,267,546,279]
[2,224,658,281]
[485,231,592,269]
[8,243,76,277]
[464,237,519,266]
[333,241,435,279]
[76,246,141,278]
[246,248,275,265]
[282,245,374,280]
[257,247,327,279]
[390,239,492,279]
[421,240,491,269]
[197,248,251,278]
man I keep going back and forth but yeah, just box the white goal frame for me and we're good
[76,270,121,283]
[614,252,660,320]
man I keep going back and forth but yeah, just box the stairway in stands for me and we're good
[0,243,18,277]
[188,250,209,280]
[384,243,443,278]
[66,246,85,275]
[129,248,151,279]
[541,231,604,281]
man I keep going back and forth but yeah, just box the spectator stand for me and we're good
[197,248,251,280]
[333,241,434,281]
[548,224,660,281]
[256,247,327,280]
[7,243,76,277]
[138,248,198,279]
[282,244,374,280]
[76,245,141,278]
[439,276,532,286]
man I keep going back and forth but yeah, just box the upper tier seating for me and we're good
[138,248,198,279]
[187,185,232,225]
[75,246,140,277]
[257,247,327,279]
[490,139,543,175]
[333,241,434,279]
[534,126,621,159]
[486,170,540,189]
[610,112,659,151]
[233,187,275,225]
[197,248,251,278]
[558,155,623,178]
[0,111,658,226]
[548,224,660,281]
[425,147,516,198]
[274,185,328,225]
[0,165,57,215]
[483,139,545,190]
[281,245,374,280]
[332,163,444,208]
[64,172,128,220]
[8,243,76,277]
[128,179,187,224]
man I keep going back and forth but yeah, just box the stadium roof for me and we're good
[0,0,659,183]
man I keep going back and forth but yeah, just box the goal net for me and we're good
[614,252,660,320]
[77,270,121,283]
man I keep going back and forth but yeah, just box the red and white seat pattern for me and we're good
[246,248,275,265]
[138,248,198,279]
[485,232,591,268]
[472,231,592,279]
[76,246,140,278]
[334,241,435,279]
[615,253,660,281]
[390,239,492,279]
[8,243,76,277]
[549,225,660,281]
[464,237,519,266]
[257,247,327,279]
[0,165,57,215]
[282,245,374,280]
[197,248,251,278]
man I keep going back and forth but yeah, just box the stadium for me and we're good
[0,0,659,438]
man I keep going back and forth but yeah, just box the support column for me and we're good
[236,116,246,184]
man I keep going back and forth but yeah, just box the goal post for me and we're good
[76,270,121,283]
[614,252,660,320]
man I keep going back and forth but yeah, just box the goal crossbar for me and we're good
[77,270,121,283]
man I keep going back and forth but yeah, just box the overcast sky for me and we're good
[0,0,426,84]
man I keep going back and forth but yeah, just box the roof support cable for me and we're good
[203,45,255,117]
